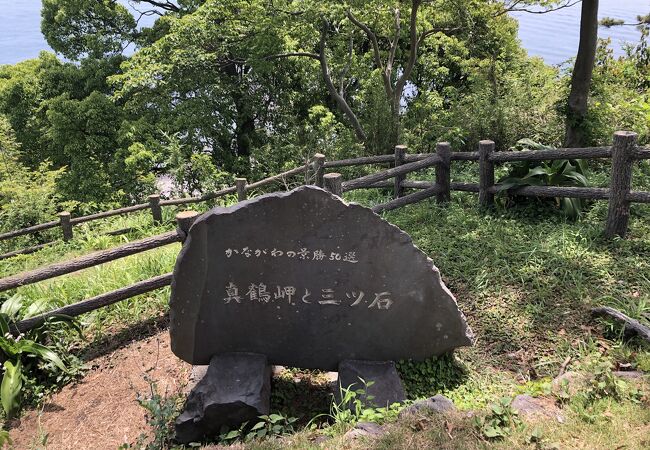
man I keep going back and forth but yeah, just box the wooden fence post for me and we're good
[176,211,200,243]
[58,212,73,241]
[479,140,495,207]
[313,153,326,188]
[323,173,343,197]
[435,142,451,203]
[605,131,638,238]
[394,145,407,199]
[235,178,247,202]
[148,194,163,224]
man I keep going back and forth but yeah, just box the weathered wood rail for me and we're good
[0,162,313,259]
[1,130,649,334]
[321,131,649,239]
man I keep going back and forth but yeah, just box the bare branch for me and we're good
[496,0,582,17]
[128,0,180,13]
[394,0,422,109]
[347,9,394,99]
[339,35,354,96]
[318,20,367,142]
[386,8,401,80]
[264,52,320,60]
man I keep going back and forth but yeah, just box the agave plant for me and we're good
[497,139,590,219]
[0,295,81,418]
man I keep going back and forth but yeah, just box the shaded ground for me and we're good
[9,330,191,450]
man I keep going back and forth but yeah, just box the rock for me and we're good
[338,360,406,408]
[170,186,473,370]
[613,370,646,380]
[174,353,271,444]
[343,422,386,440]
[183,365,208,394]
[511,395,565,423]
[399,394,455,417]
[551,371,590,397]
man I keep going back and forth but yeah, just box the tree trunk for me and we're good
[565,0,599,148]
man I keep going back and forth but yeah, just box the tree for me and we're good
[565,0,599,148]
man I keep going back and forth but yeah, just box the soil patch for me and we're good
[9,330,190,450]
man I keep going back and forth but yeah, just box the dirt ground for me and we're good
[8,330,191,450]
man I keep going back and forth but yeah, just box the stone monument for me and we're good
[169,186,473,443]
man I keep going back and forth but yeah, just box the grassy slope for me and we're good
[1,168,649,448]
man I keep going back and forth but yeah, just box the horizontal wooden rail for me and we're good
[246,164,309,190]
[324,155,395,168]
[69,203,150,225]
[0,220,60,242]
[160,186,237,206]
[375,178,650,204]
[0,231,180,293]
[488,147,611,162]
[628,191,650,203]
[405,151,479,162]
[451,182,480,193]
[13,273,173,334]
[342,154,441,192]
[636,149,650,160]
[372,185,442,213]
[489,185,610,200]
[0,243,54,262]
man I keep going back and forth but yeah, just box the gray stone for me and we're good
[338,360,406,408]
[551,371,590,397]
[511,394,565,422]
[174,352,271,444]
[170,186,473,370]
[399,394,455,417]
[511,395,548,416]
[343,421,386,440]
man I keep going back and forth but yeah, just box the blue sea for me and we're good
[0,0,648,66]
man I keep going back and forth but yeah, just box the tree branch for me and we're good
[347,9,393,99]
[131,0,181,13]
[339,35,354,96]
[264,52,320,60]
[318,20,367,142]
[386,8,401,81]
[496,0,582,17]
[393,0,422,110]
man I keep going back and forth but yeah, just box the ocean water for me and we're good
[0,1,648,65]
[513,0,649,65]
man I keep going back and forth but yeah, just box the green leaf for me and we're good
[1,360,23,417]
[250,421,265,431]
[223,430,239,440]
[16,341,67,372]
[41,314,84,339]
[0,295,23,319]
[483,425,502,438]
[0,313,11,337]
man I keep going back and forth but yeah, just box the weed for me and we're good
[219,413,298,444]
[122,379,181,450]
[472,397,522,440]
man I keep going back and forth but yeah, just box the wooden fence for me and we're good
[1,130,649,334]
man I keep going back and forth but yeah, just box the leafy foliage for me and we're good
[497,139,590,218]
[396,354,467,399]
[127,380,181,450]
[0,308,81,417]
[220,413,298,444]
[472,397,522,440]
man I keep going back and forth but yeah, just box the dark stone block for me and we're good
[338,360,406,408]
[174,352,270,444]
[170,186,473,370]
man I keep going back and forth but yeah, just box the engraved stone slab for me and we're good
[170,186,473,370]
